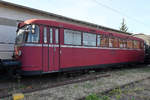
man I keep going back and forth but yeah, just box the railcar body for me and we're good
[14,19,145,75]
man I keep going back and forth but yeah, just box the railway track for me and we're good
[0,64,147,98]
[0,73,110,98]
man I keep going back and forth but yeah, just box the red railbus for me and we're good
[14,19,145,75]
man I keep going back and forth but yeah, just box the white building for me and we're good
[0,0,132,60]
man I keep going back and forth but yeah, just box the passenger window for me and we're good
[134,41,140,49]
[109,38,114,48]
[123,40,127,48]
[43,27,47,43]
[100,35,108,47]
[27,25,40,43]
[113,38,119,48]
[127,40,133,49]
[55,29,59,44]
[97,34,101,46]
[50,28,53,43]
[133,41,137,49]
[137,41,140,49]
[119,39,124,48]
[64,29,81,45]
[140,42,144,49]
[83,32,96,46]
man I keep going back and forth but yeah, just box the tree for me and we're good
[119,18,128,32]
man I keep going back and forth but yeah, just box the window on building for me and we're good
[100,35,108,47]
[64,29,81,45]
[83,32,96,46]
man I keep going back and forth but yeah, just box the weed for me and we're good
[85,93,100,100]
[100,95,110,100]
[109,87,122,95]
[74,84,78,88]
[115,94,121,100]
[86,93,110,100]
[131,97,135,100]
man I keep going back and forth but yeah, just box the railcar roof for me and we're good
[23,19,143,42]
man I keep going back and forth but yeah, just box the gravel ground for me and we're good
[3,65,150,100]
[110,78,150,100]
[91,77,150,100]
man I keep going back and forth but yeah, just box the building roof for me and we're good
[0,0,132,35]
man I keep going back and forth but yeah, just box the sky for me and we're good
[3,0,150,34]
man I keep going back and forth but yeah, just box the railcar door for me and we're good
[48,28,60,71]
[42,26,60,72]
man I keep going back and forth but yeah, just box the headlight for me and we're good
[14,46,21,57]
[18,50,22,56]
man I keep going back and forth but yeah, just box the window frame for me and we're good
[127,39,134,49]
[113,37,119,48]
[55,28,59,44]
[64,28,82,46]
[43,26,48,44]
[119,38,124,48]
[140,41,144,49]
[26,24,40,44]
[108,34,114,48]
[49,27,53,44]
[97,34,101,47]
[83,32,97,47]
[100,34,109,47]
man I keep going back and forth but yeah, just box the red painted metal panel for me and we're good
[42,45,49,72]
[60,47,144,69]
[19,46,42,71]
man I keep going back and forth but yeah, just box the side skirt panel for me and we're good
[20,61,140,76]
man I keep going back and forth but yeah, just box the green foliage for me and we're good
[131,97,135,100]
[115,94,121,100]
[109,87,122,95]
[74,84,78,88]
[85,93,110,100]
[100,95,110,100]
[119,18,128,32]
[86,93,100,100]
